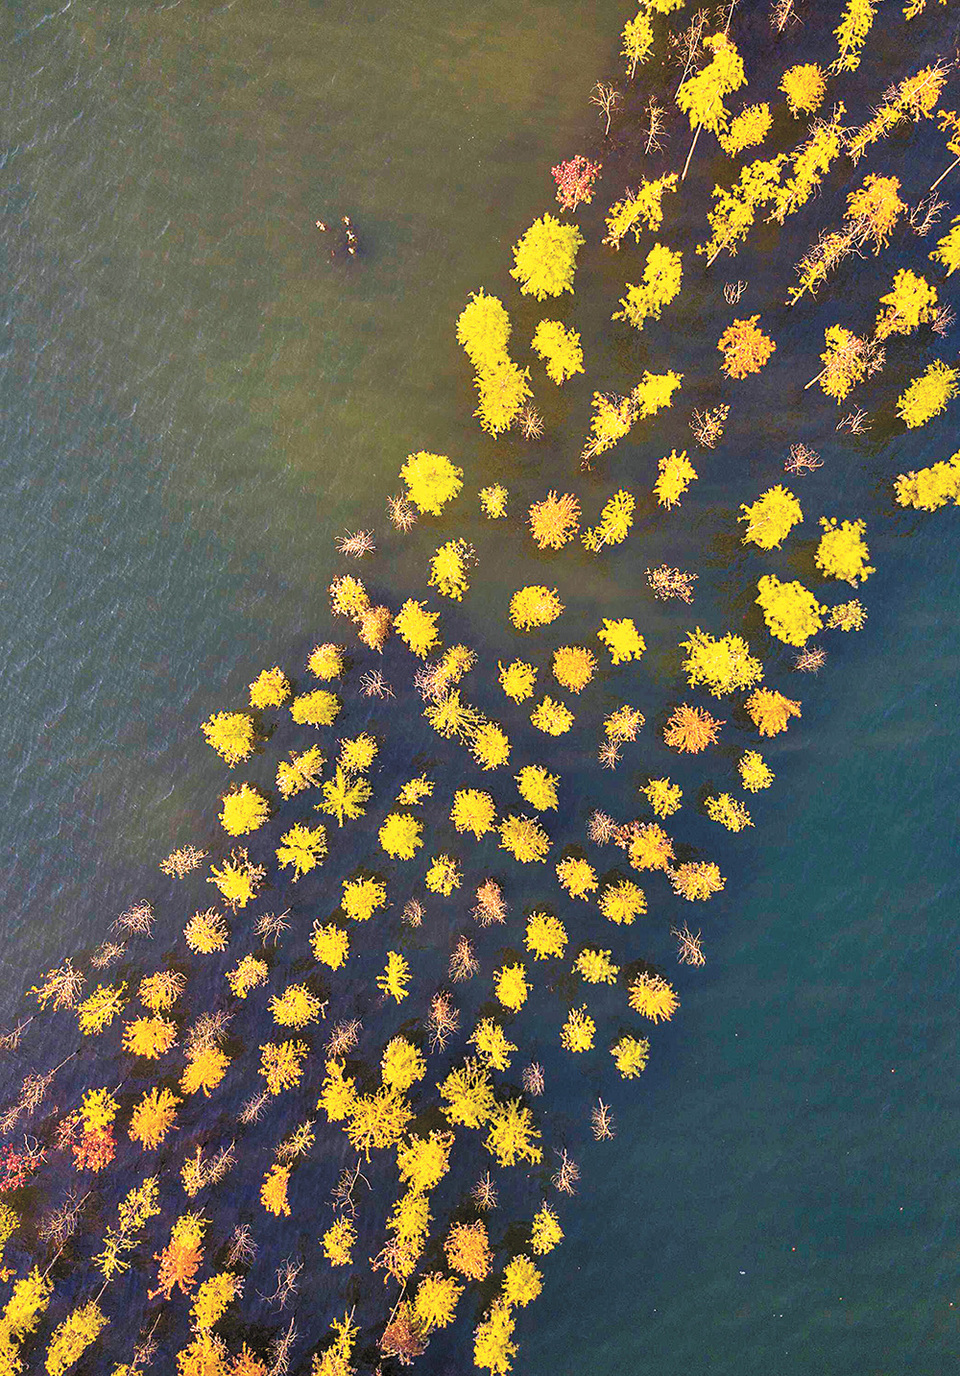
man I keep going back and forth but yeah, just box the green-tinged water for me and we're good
[1,1,959,1372]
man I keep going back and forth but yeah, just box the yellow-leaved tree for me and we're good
[510,214,584,299]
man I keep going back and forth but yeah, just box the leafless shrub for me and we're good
[643,98,667,155]
[426,991,460,1053]
[689,403,729,448]
[330,1162,370,1215]
[910,192,947,236]
[587,810,618,845]
[38,1189,88,1249]
[159,845,207,879]
[90,941,126,968]
[837,408,871,434]
[277,1121,316,1162]
[267,1317,297,1376]
[401,898,424,928]
[794,645,827,673]
[261,1256,302,1310]
[519,403,544,440]
[359,669,394,698]
[591,1100,616,1141]
[0,1018,32,1053]
[522,1063,545,1097]
[472,879,507,927]
[387,494,417,531]
[114,900,156,937]
[770,0,797,31]
[472,1172,499,1211]
[672,922,706,966]
[646,565,698,602]
[932,304,955,336]
[239,1091,270,1125]
[784,442,823,474]
[325,1019,362,1057]
[590,82,621,136]
[227,1223,258,1267]
[255,911,291,947]
[186,1010,233,1053]
[335,529,376,558]
[552,1148,580,1195]
[598,740,621,769]
[449,936,479,982]
[723,280,747,305]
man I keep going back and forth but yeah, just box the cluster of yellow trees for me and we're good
[3,3,958,1376]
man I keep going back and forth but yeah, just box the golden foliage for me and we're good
[597,617,645,664]
[77,982,127,1035]
[612,1034,651,1078]
[663,703,723,753]
[599,880,647,925]
[556,856,598,899]
[341,876,387,922]
[207,849,265,910]
[377,952,412,1003]
[181,1047,230,1097]
[225,955,269,999]
[269,984,323,1028]
[574,947,619,984]
[815,518,874,586]
[201,711,256,767]
[183,910,228,956]
[439,1058,496,1128]
[276,823,328,880]
[260,1040,309,1094]
[321,1216,356,1267]
[897,360,960,427]
[676,31,746,135]
[378,811,423,860]
[248,666,290,709]
[894,453,960,510]
[311,923,350,971]
[780,63,826,115]
[740,750,775,791]
[474,1300,517,1376]
[516,765,559,811]
[122,1016,177,1060]
[718,315,776,378]
[530,696,574,735]
[654,448,697,508]
[425,854,461,895]
[604,173,678,247]
[681,628,763,695]
[499,814,551,863]
[400,452,463,515]
[260,1164,291,1217]
[485,1098,543,1166]
[307,642,345,679]
[528,491,580,549]
[643,777,682,817]
[560,1005,596,1053]
[531,320,584,385]
[470,1019,518,1072]
[628,972,679,1021]
[319,766,372,827]
[290,689,340,728]
[612,243,682,329]
[450,789,497,838]
[756,574,824,646]
[745,688,802,737]
[525,911,568,959]
[45,1301,108,1376]
[510,213,585,299]
[705,793,753,832]
[495,963,530,1012]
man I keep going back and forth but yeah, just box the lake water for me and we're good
[1,1,959,1372]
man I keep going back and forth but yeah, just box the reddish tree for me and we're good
[551,156,602,211]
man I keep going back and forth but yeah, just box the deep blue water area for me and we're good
[1,1,959,1373]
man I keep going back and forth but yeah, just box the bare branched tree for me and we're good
[159,845,207,879]
[552,1148,581,1194]
[587,810,619,845]
[267,1318,298,1376]
[113,900,156,938]
[261,1257,303,1310]
[522,1063,545,1097]
[590,82,621,137]
[784,442,823,474]
[387,494,417,531]
[449,936,479,982]
[471,1172,499,1211]
[359,669,394,698]
[426,991,460,1053]
[255,911,292,947]
[472,879,507,927]
[795,646,827,673]
[335,530,376,558]
[672,922,707,966]
[325,1019,361,1057]
[591,1100,616,1141]
[227,1223,258,1267]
